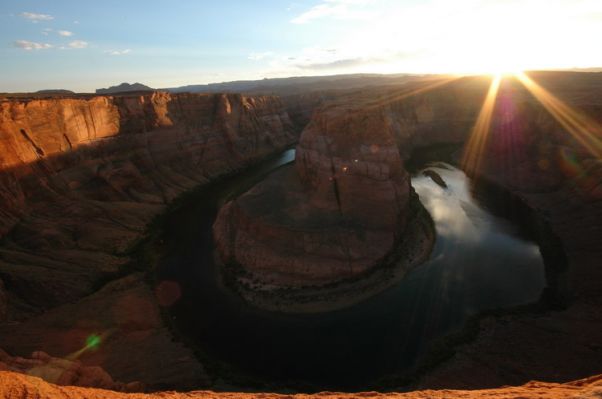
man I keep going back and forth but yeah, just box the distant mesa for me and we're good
[167,73,416,95]
[96,82,155,94]
[35,89,75,95]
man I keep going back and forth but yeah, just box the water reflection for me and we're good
[411,163,545,316]
[157,155,548,391]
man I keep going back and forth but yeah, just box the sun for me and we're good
[488,64,523,77]
[451,40,529,77]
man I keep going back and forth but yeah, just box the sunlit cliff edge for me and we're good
[1,371,601,399]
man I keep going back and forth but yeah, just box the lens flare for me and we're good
[516,72,602,159]
[85,334,102,350]
[66,331,111,360]
[365,76,459,111]
[461,75,502,174]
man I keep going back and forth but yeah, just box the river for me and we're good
[156,149,547,391]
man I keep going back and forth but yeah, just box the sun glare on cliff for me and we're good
[462,69,602,176]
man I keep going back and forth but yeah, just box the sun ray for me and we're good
[365,76,460,111]
[461,75,502,174]
[516,72,602,159]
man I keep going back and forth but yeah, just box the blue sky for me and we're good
[1,0,602,92]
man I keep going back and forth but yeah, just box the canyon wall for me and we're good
[213,93,417,289]
[212,77,494,290]
[300,74,602,388]
[412,74,602,389]
[217,73,602,385]
[0,92,296,320]
[0,92,297,388]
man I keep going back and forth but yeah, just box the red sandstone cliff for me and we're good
[213,93,416,288]
[212,77,503,291]
[0,91,297,387]
[0,91,295,316]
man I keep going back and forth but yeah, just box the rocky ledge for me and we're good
[0,347,142,392]
[1,371,601,399]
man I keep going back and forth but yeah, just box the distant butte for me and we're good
[96,82,155,94]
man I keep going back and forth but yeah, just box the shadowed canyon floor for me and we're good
[0,72,601,396]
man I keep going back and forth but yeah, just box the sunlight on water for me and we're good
[159,154,548,389]
[409,163,545,316]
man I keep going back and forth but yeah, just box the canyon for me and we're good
[212,81,443,310]
[0,91,298,388]
[0,72,601,397]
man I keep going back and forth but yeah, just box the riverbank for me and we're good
[216,188,435,314]
[153,146,554,392]
[0,147,299,391]
[410,145,602,390]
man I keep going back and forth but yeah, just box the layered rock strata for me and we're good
[0,91,297,386]
[213,84,439,307]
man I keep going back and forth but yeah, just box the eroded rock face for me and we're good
[212,78,503,290]
[0,92,296,317]
[0,91,296,386]
[214,94,416,288]
[295,105,411,228]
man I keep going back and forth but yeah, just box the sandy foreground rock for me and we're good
[0,371,601,399]
[0,274,206,389]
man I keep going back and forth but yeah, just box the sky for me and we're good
[1,0,602,92]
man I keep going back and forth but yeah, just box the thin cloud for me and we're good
[248,51,274,61]
[41,28,52,36]
[291,0,372,24]
[296,57,370,70]
[58,30,74,37]
[20,12,54,23]
[68,40,88,49]
[291,50,422,72]
[106,49,132,55]
[14,40,53,50]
